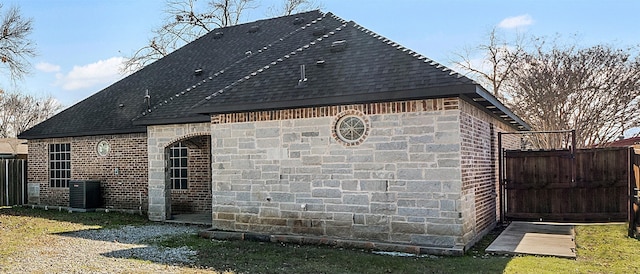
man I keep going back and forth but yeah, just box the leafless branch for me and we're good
[121,0,257,73]
[0,91,62,138]
[266,0,322,17]
[504,42,640,148]
[0,4,36,82]
[452,28,525,100]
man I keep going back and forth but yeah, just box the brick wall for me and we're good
[458,100,517,242]
[27,133,148,210]
[208,98,471,248]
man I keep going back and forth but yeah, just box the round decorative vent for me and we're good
[332,110,369,146]
[96,140,110,157]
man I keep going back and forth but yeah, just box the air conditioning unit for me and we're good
[69,180,102,211]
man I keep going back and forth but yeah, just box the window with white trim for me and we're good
[49,143,71,188]
[169,142,188,189]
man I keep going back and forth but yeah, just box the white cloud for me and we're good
[498,14,534,29]
[55,57,127,91]
[36,62,61,73]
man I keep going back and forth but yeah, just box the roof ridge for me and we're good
[349,21,469,80]
[223,9,323,29]
[132,11,329,121]
[194,21,349,108]
[325,12,349,24]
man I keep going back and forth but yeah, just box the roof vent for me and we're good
[316,58,325,66]
[297,64,307,87]
[144,89,151,112]
[330,40,347,52]
[293,17,305,25]
[213,31,223,39]
[245,50,252,56]
[194,68,203,76]
[312,27,328,37]
[248,25,260,33]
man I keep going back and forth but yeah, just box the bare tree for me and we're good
[455,30,640,148]
[266,0,322,16]
[0,4,36,82]
[122,0,257,73]
[0,4,44,138]
[505,43,640,148]
[453,28,525,100]
[0,90,62,138]
[122,0,322,73]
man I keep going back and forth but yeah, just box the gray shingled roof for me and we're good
[19,10,528,140]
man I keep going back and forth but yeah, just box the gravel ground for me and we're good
[2,224,217,273]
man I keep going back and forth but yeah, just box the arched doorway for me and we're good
[165,135,212,223]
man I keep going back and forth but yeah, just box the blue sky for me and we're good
[5,0,640,121]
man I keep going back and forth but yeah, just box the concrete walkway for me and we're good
[485,222,576,258]
[166,213,212,226]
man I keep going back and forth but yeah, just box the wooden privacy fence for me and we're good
[631,152,640,238]
[0,159,27,206]
[503,147,631,222]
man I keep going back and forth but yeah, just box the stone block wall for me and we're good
[209,99,475,248]
[26,133,148,210]
[147,123,211,221]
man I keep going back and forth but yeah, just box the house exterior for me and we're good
[605,136,640,153]
[19,11,529,253]
[0,138,28,159]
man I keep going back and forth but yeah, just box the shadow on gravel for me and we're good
[1,206,149,228]
[54,225,201,267]
[100,246,197,265]
[54,224,201,244]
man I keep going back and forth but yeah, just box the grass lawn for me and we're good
[2,206,639,273]
[0,206,149,262]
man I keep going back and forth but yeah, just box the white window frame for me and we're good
[49,143,71,188]
[169,142,188,190]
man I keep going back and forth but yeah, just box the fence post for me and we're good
[630,148,639,238]
[21,159,25,205]
[5,160,9,205]
[498,132,504,224]
[629,147,634,238]
[1,160,3,205]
